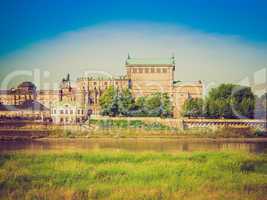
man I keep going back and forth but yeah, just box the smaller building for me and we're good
[50,101,88,124]
[0,100,50,121]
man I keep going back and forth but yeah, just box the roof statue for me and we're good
[67,73,70,82]
[171,53,176,65]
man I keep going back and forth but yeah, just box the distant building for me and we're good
[0,100,50,120]
[51,101,88,124]
[0,55,203,119]
[76,76,129,114]
[76,55,203,117]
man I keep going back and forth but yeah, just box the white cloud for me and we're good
[0,21,266,89]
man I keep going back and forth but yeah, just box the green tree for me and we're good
[182,98,204,118]
[135,96,146,109]
[161,93,173,117]
[255,93,267,119]
[118,88,135,116]
[144,93,162,116]
[134,96,146,116]
[206,84,255,119]
[143,93,172,117]
[99,86,118,116]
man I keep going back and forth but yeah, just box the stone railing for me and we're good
[90,116,267,130]
[183,118,266,130]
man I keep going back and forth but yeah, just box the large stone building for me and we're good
[0,55,203,120]
[76,55,203,117]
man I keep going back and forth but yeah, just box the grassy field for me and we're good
[0,150,267,200]
[47,127,266,139]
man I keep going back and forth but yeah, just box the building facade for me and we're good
[51,101,88,124]
[0,55,203,120]
[76,76,129,114]
[125,56,175,96]
[75,55,203,117]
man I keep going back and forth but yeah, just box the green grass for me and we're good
[89,119,176,130]
[46,126,265,139]
[0,150,267,199]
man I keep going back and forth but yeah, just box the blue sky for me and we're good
[1,0,266,56]
[0,0,266,90]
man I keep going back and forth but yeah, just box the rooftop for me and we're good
[126,55,175,66]
[51,100,83,108]
[173,80,203,86]
[0,100,49,111]
[18,81,36,89]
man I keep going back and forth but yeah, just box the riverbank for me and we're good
[0,127,266,140]
[0,118,266,140]
[0,150,267,200]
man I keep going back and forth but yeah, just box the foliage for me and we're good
[117,88,135,116]
[99,87,134,117]
[160,93,173,118]
[99,87,172,117]
[206,84,255,118]
[99,86,117,116]
[89,119,175,130]
[182,83,255,119]
[182,98,204,117]
[1,150,267,200]
[255,93,267,119]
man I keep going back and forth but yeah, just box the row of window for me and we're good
[59,117,83,123]
[131,68,168,74]
[91,81,122,86]
[53,109,84,115]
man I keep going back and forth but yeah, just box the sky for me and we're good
[0,0,266,90]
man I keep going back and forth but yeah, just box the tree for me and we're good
[134,96,146,116]
[144,93,162,116]
[182,98,204,118]
[161,93,173,117]
[99,88,173,118]
[117,88,135,116]
[143,93,172,117]
[255,93,267,119]
[206,84,255,119]
[99,86,118,116]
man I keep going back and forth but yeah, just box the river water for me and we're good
[1,138,267,154]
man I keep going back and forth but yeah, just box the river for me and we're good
[1,138,267,154]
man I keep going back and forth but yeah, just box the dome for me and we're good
[17,82,36,92]
[17,81,36,89]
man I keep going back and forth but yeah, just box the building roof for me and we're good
[18,81,36,89]
[0,100,49,112]
[51,100,83,108]
[0,90,9,95]
[126,56,175,66]
[173,80,203,87]
[37,90,59,95]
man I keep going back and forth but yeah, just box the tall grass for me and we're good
[0,150,267,199]
[89,119,176,130]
